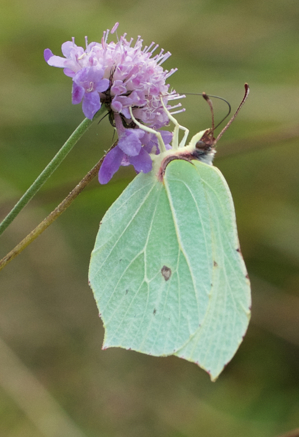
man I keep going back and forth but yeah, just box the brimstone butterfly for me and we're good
[89,85,251,380]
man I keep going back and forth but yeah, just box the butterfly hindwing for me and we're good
[165,160,251,379]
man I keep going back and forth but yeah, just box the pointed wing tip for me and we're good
[209,374,219,383]
[201,365,222,382]
[176,353,223,381]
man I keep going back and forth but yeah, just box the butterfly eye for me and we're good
[195,140,211,152]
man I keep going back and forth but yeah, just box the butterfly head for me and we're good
[192,129,216,165]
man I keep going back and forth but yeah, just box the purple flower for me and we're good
[45,23,184,183]
[99,114,172,184]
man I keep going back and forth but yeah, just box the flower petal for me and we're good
[98,146,124,184]
[118,129,144,156]
[47,55,67,68]
[61,41,79,57]
[82,92,101,119]
[64,68,75,77]
[44,49,53,62]
[129,148,152,173]
[111,98,122,113]
[161,130,173,145]
[72,82,85,105]
[95,77,110,93]
[111,80,127,96]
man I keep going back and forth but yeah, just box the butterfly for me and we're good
[89,84,251,380]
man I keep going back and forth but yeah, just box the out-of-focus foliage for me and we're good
[0,0,298,436]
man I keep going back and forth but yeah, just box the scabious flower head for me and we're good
[45,23,184,183]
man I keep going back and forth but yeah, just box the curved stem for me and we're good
[0,106,106,237]
[0,142,115,272]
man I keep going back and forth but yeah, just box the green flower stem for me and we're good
[0,107,106,237]
[0,142,115,272]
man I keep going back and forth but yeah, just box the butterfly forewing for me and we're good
[89,169,208,356]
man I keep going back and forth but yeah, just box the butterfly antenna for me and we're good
[215,83,250,144]
[202,92,215,132]
[214,98,231,129]
[184,92,232,131]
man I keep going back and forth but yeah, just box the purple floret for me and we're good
[72,67,109,118]
[99,114,173,184]
[99,115,152,183]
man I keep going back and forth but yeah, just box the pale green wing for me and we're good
[164,160,251,380]
[89,165,214,357]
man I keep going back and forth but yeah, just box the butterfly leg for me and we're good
[129,107,167,153]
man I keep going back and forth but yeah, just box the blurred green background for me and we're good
[1,0,299,436]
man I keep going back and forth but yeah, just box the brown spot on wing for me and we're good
[161,265,172,281]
